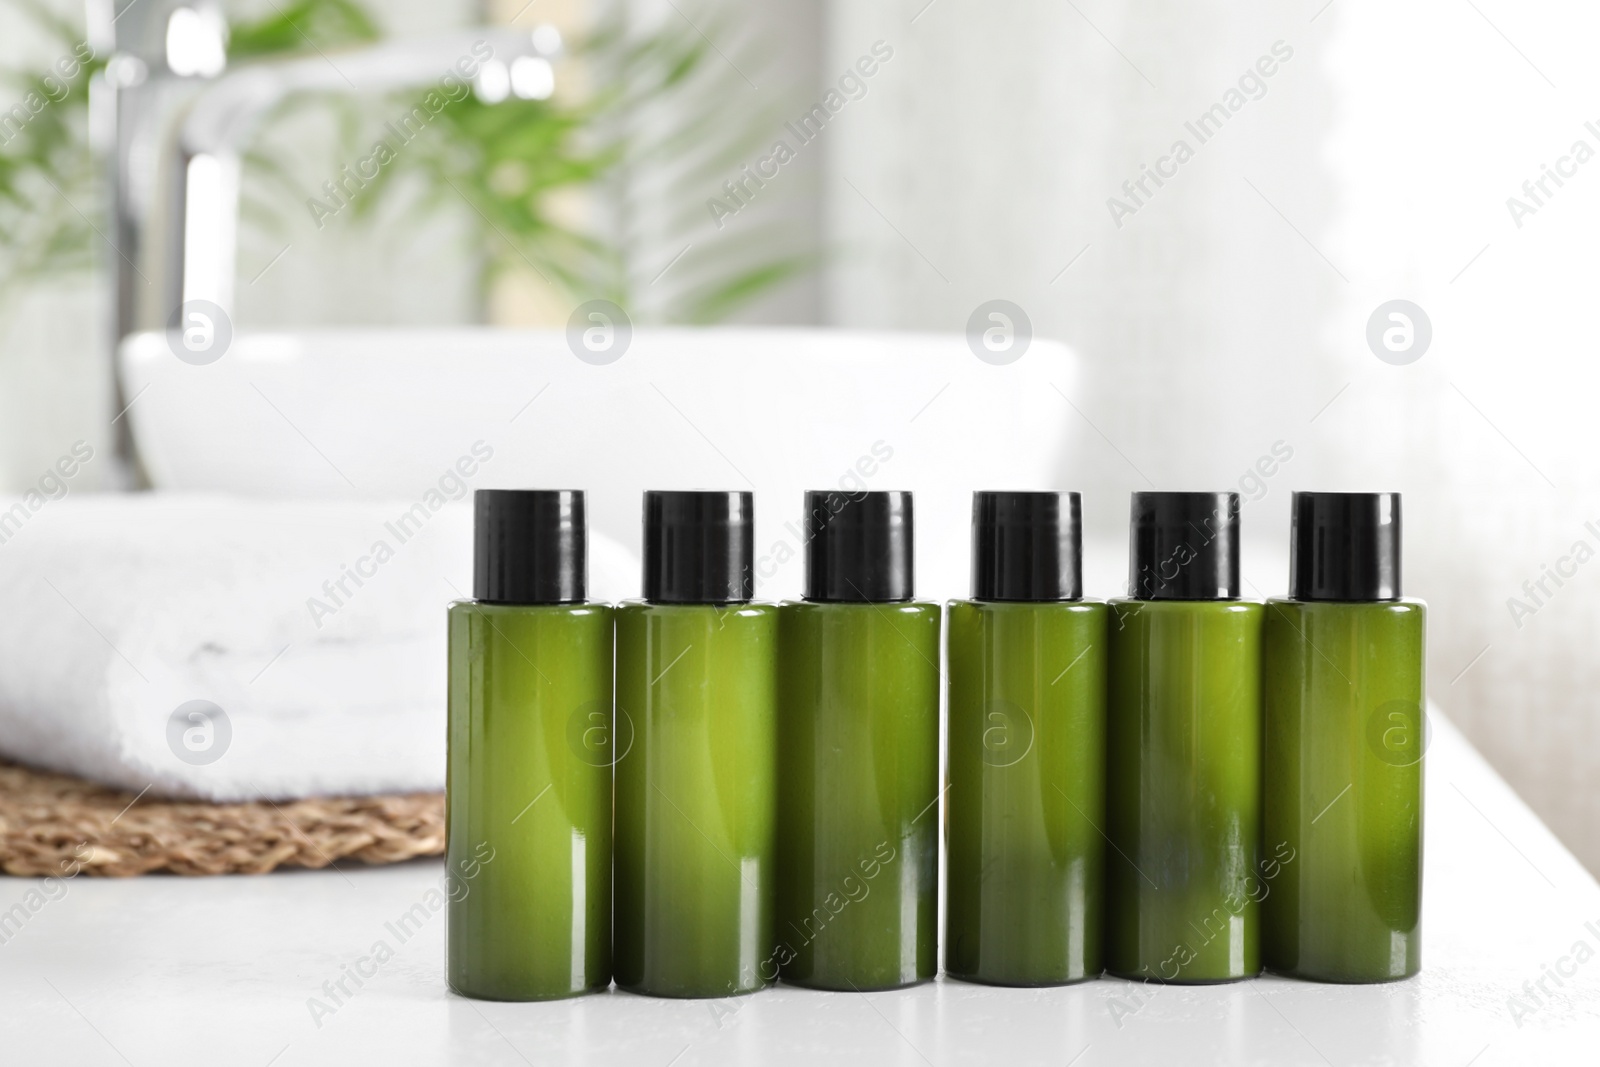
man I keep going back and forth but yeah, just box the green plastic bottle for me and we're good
[1264,492,1424,982]
[946,491,1107,986]
[1106,491,1264,983]
[613,491,779,998]
[447,489,614,1001]
[777,490,940,991]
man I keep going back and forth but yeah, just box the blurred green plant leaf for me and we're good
[0,2,103,304]
[228,0,381,61]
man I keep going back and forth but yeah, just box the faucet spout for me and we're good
[152,29,547,326]
[107,13,559,485]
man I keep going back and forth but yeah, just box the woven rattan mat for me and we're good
[0,761,444,877]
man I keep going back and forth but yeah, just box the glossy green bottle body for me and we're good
[776,600,941,991]
[446,602,614,1001]
[614,601,779,998]
[1106,598,1264,983]
[945,600,1108,986]
[1263,599,1425,982]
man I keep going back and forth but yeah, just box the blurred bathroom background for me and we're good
[4,0,1599,872]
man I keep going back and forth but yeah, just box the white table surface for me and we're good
[3,713,1598,1066]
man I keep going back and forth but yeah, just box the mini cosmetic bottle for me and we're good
[447,490,614,1000]
[1106,491,1264,983]
[614,491,779,998]
[1264,492,1424,982]
[946,492,1108,986]
[777,490,941,991]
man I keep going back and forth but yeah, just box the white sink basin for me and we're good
[119,327,1075,601]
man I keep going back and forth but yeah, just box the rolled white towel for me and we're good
[0,493,636,801]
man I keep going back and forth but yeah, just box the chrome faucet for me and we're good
[96,0,556,480]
